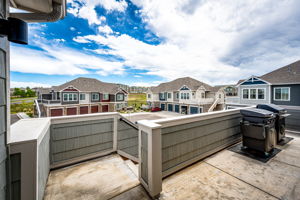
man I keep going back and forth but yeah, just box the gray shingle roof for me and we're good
[52,77,122,93]
[149,77,213,93]
[260,60,300,84]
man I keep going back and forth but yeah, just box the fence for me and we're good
[138,108,243,197]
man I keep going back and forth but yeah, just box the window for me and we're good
[148,94,151,98]
[258,89,265,99]
[181,92,190,100]
[219,94,222,98]
[250,89,256,99]
[116,93,124,101]
[92,93,99,101]
[243,88,265,100]
[274,87,290,101]
[63,93,78,102]
[201,93,205,98]
[167,93,171,98]
[176,93,179,99]
[103,94,109,100]
[80,94,85,100]
[242,89,249,99]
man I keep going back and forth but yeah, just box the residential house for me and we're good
[146,77,225,114]
[226,60,300,108]
[37,77,128,117]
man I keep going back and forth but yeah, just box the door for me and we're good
[102,105,108,112]
[175,105,180,113]
[190,106,199,114]
[168,104,173,111]
[91,105,99,113]
[161,103,165,111]
[67,107,77,115]
[181,106,188,114]
[80,106,88,114]
[50,108,63,117]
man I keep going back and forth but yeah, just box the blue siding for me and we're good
[271,84,300,106]
[241,80,267,85]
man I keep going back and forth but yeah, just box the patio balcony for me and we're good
[9,108,300,200]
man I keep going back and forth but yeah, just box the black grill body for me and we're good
[256,104,288,142]
[240,108,276,154]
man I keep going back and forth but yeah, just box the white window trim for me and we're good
[116,93,124,101]
[63,93,78,102]
[102,93,109,100]
[242,88,266,100]
[273,87,290,101]
[80,93,86,100]
[242,89,249,99]
[92,93,100,101]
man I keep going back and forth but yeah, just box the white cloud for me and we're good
[131,81,161,87]
[67,0,127,25]
[74,0,300,85]
[10,41,125,76]
[98,25,113,35]
[70,27,76,31]
[11,81,51,88]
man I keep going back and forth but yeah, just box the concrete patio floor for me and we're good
[114,132,300,200]
[44,132,300,200]
[44,154,139,200]
[121,111,183,123]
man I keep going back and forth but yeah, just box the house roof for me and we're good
[149,77,214,93]
[260,60,300,84]
[52,77,124,94]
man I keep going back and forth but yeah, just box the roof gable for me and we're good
[238,76,269,86]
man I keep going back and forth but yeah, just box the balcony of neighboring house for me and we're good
[8,107,300,200]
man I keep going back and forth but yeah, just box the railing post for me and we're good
[138,120,162,198]
[113,114,118,151]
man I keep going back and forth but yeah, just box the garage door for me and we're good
[80,106,88,114]
[190,106,199,114]
[175,105,180,113]
[102,105,108,112]
[67,107,77,115]
[168,104,173,111]
[91,105,99,113]
[161,104,165,111]
[50,108,63,117]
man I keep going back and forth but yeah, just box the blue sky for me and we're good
[10,0,300,88]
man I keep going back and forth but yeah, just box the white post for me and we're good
[138,120,162,198]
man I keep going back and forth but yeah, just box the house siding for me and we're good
[239,84,270,105]
[271,84,300,106]
[0,2,8,198]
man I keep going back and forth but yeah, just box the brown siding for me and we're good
[80,106,88,114]
[67,107,77,115]
[91,105,99,113]
[50,109,63,117]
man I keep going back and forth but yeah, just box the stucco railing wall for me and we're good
[138,108,245,198]
[9,112,141,200]
[117,118,139,162]
[50,118,115,167]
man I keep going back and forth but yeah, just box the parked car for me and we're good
[151,107,161,112]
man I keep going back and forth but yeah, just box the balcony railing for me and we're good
[9,107,299,199]
[225,96,240,104]
[41,99,61,104]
